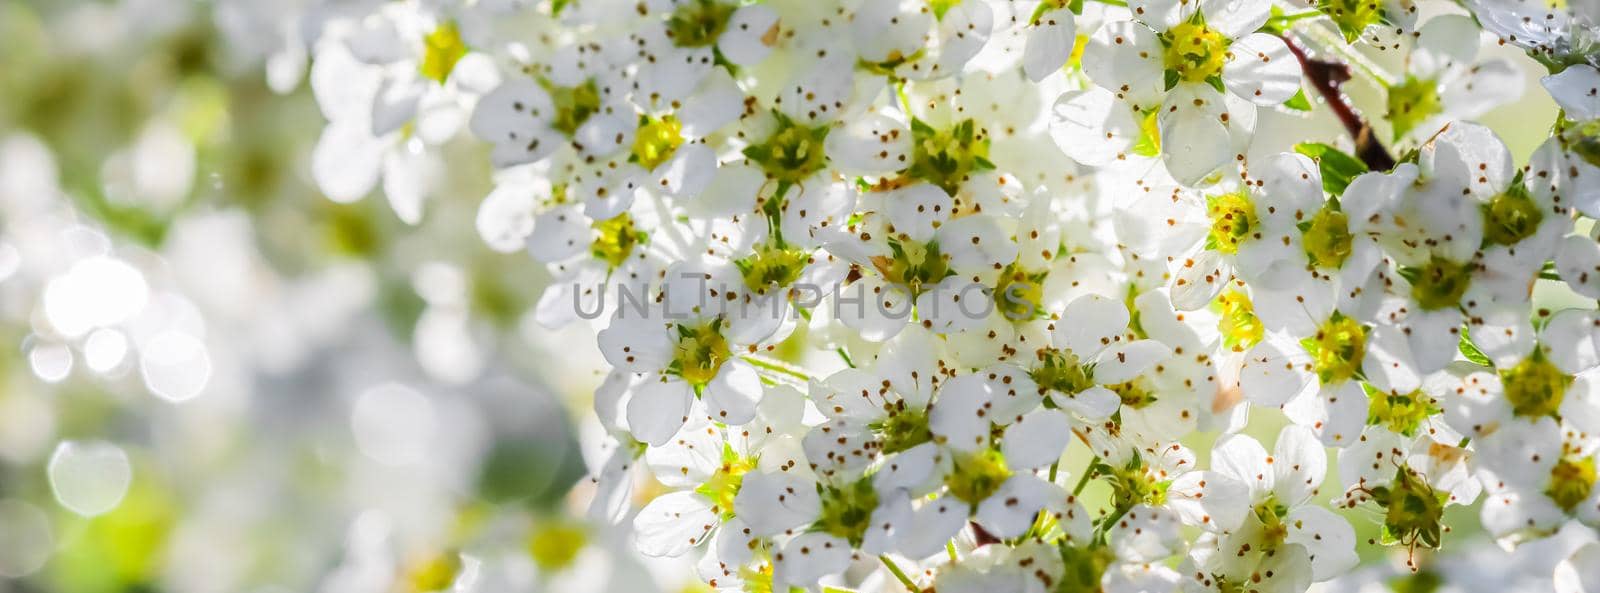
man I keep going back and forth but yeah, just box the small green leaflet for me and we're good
[1283,88,1312,112]
[1294,142,1368,196]
[1458,327,1492,367]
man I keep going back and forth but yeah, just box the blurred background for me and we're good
[0,1,1582,593]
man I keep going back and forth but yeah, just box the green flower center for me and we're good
[1303,207,1354,269]
[591,213,646,269]
[1304,314,1367,384]
[420,21,468,84]
[695,444,756,521]
[1252,497,1291,550]
[994,263,1047,322]
[1106,458,1169,510]
[1056,544,1116,592]
[906,118,994,196]
[1385,76,1443,141]
[1366,386,1441,437]
[1317,0,1386,43]
[816,478,880,545]
[1369,466,1446,549]
[945,448,1012,505]
[528,521,588,572]
[666,0,736,48]
[1164,22,1229,83]
[1216,289,1264,352]
[1407,256,1472,311]
[632,115,683,171]
[672,319,731,387]
[1108,378,1158,409]
[1561,119,1600,169]
[1206,192,1259,255]
[871,238,952,297]
[1482,186,1544,247]
[1500,352,1571,419]
[742,111,831,186]
[736,245,811,294]
[1546,454,1597,513]
[409,551,463,592]
[874,404,935,455]
[1030,347,1096,396]
[543,78,602,138]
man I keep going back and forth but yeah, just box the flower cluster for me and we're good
[299,0,1600,591]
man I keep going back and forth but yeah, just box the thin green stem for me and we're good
[880,555,920,592]
[1049,461,1060,483]
[741,354,812,382]
[1297,25,1396,88]
[895,80,914,116]
[1072,457,1099,497]
[836,347,856,368]
[946,540,959,562]
[1087,0,1128,6]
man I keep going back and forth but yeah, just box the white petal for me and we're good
[1023,9,1076,82]
[874,442,940,493]
[312,120,383,203]
[774,533,853,588]
[898,497,969,559]
[1222,34,1301,105]
[1049,87,1141,167]
[975,474,1063,539]
[705,361,763,425]
[1272,424,1327,505]
[1091,339,1172,384]
[887,183,955,243]
[1201,0,1272,38]
[1544,64,1600,121]
[1084,21,1166,109]
[626,379,695,446]
[1239,336,1314,407]
[1170,249,1229,310]
[1212,432,1274,499]
[1168,470,1248,531]
[1160,107,1230,186]
[929,375,994,452]
[735,470,822,537]
[1054,293,1130,358]
[717,5,779,66]
[1002,408,1071,470]
[632,491,716,557]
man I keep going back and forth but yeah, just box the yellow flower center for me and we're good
[906,118,993,196]
[1500,353,1571,419]
[632,115,684,171]
[695,443,755,521]
[874,403,935,454]
[995,263,1047,322]
[1482,187,1545,247]
[1030,347,1096,396]
[945,448,1012,505]
[736,245,811,294]
[1164,22,1229,83]
[1206,192,1259,255]
[1547,454,1597,513]
[1305,314,1367,384]
[590,213,646,270]
[1304,207,1354,269]
[1371,466,1446,549]
[672,319,731,387]
[1385,76,1443,141]
[816,478,880,544]
[1408,256,1472,311]
[528,521,588,572]
[666,0,736,48]
[1366,386,1441,437]
[1217,289,1264,352]
[544,78,601,138]
[742,110,831,185]
[420,21,468,84]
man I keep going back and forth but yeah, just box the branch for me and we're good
[1278,33,1396,171]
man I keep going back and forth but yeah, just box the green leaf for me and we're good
[1458,327,1492,367]
[1294,142,1368,196]
[1283,88,1312,112]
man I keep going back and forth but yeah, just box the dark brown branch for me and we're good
[1278,33,1397,171]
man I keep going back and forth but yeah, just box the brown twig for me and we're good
[1278,32,1397,171]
